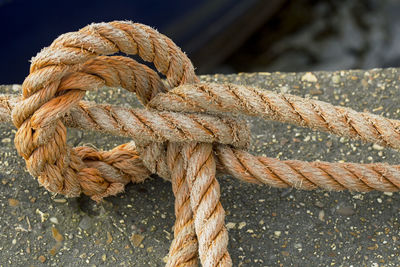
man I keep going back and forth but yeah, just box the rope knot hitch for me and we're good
[13,20,251,266]
[11,21,400,267]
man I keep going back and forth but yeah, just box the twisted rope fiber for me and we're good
[7,20,400,266]
[12,21,231,267]
[183,143,232,266]
[4,93,400,192]
[12,21,201,200]
[166,143,198,267]
[149,83,400,150]
[0,92,397,193]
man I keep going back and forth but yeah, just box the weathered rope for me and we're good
[12,21,228,267]
[166,143,198,267]
[5,95,249,148]
[3,20,399,266]
[149,83,400,150]
[3,93,400,193]
[12,21,201,200]
[183,143,232,266]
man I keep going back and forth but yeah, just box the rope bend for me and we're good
[11,20,400,267]
[13,21,235,266]
[12,21,201,199]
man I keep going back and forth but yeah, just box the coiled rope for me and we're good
[1,21,399,266]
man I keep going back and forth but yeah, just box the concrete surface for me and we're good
[0,69,399,266]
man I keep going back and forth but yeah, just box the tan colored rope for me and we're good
[149,82,400,150]
[215,145,400,192]
[12,21,200,200]
[6,95,249,149]
[11,21,227,267]
[4,20,400,266]
[5,93,400,192]
[183,143,232,266]
[166,143,198,267]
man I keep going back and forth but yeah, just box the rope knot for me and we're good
[10,20,400,266]
[12,21,250,200]
[13,20,247,266]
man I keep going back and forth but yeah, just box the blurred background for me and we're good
[1,0,400,84]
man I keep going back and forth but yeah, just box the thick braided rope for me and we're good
[67,100,249,148]
[8,77,400,151]
[215,145,400,192]
[2,89,397,193]
[183,143,232,266]
[2,91,400,192]
[8,20,400,267]
[3,87,400,193]
[74,143,150,196]
[7,95,249,148]
[149,83,400,150]
[12,21,234,267]
[12,21,201,200]
[166,143,198,267]
[134,141,204,266]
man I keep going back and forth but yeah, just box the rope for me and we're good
[2,20,399,266]
[4,93,400,192]
[149,83,400,150]
[183,143,232,266]
[166,143,198,267]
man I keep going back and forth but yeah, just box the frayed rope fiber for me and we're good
[4,21,400,266]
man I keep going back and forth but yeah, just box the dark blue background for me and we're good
[0,0,246,83]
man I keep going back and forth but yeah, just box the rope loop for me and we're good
[11,21,207,200]
[11,20,400,267]
[13,21,240,266]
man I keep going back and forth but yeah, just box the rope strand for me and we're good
[149,83,400,150]
[183,143,232,267]
[2,94,400,194]
[166,143,199,267]
[5,20,399,266]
